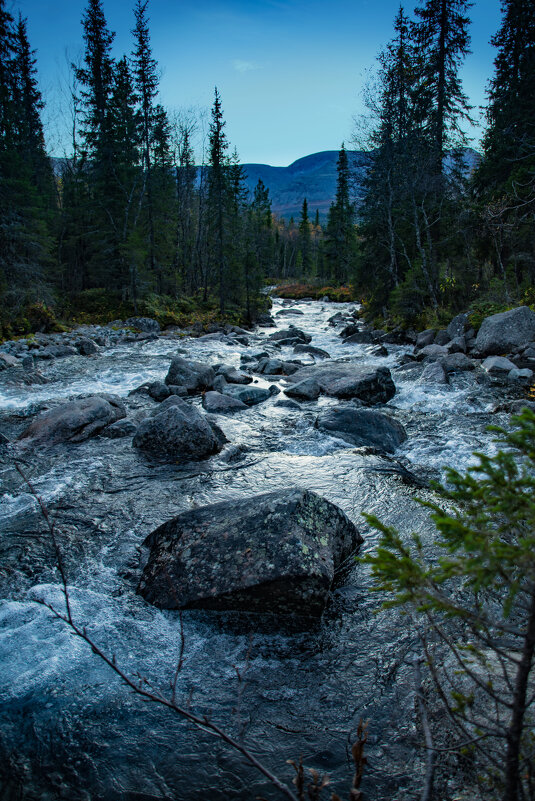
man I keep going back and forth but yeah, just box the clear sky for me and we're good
[14,0,503,166]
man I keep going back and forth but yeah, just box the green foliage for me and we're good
[363,409,535,798]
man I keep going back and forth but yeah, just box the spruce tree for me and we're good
[208,87,229,313]
[324,144,356,284]
[298,197,312,275]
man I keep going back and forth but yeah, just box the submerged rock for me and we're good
[137,489,362,616]
[221,384,272,406]
[315,407,407,453]
[133,397,222,460]
[475,306,535,356]
[269,327,311,344]
[18,395,126,447]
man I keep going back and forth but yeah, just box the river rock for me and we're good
[269,327,311,344]
[125,316,160,334]
[284,378,321,401]
[315,407,407,453]
[221,384,271,406]
[0,353,21,369]
[216,366,252,385]
[75,338,99,356]
[164,357,215,393]
[482,355,517,375]
[343,331,375,345]
[102,419,138,438]
[37,344,78,360]
[148,381,171,401]
[440,352,475,373]
[446,336,467,354]
[416,344,448,361]
[133,397,222,460]
[415,329,436,349]
[434,329,451,346]
[202,391,248,414]
[447,313,470,339]
[276,308,304,316]
[418,361,449,384]
[18,395,126,447]
[475,306,535,356]
[255,313,275,326]
[137,489,363,616]
[274,398,301,409]
[286,362,396,405]
[293,344,330,359]
[508,367,533,383]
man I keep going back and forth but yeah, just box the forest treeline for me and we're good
[0,0,533,337]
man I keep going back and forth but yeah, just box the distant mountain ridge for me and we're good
[241,148,481,221]
[241,150,369,221]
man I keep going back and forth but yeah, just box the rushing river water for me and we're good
[0,298,523,801]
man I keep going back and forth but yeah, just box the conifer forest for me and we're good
[1,1,535,801]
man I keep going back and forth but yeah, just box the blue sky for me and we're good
[15,0,503,165]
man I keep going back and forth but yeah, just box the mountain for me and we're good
[241,150,369,222]
[241,148,481,222]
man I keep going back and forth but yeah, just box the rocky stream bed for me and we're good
[1,299,534,801]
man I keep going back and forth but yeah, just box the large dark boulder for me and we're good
[315,407,407,453]
[221,384,272,406]
[137,489,363,616]
[293,344,330,359]
[269,327,312,344]
[286,362,396,405]
[133,397,222,460]
[475,306,535,356]
[164,357,215,393]
[18,395,126,447]
[202,391,248,414]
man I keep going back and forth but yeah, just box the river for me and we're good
[0,298,522,800]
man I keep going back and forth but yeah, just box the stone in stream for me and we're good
[221,384,272,406]
[293,344,331,359]
[18,395,126,447]
[133,397,222,460]
[482,355,517,375]
[75,338,99,356]
[216,366,252,385]
[148,381,171,401]
[137,489,363,616]
[440,352,475,373]
[102,419,138,438]
[447,313,470,339]
[315,407,407,453]
[415,329,436,349]
[286,362,396,405]
[418,361,449,385]
[164,356,215,393]
[0,353,21,369]
[284,378,321,401]
[475,306,535,356]
[202,391,248,414]
[269,327,311,344]
[343,331,375,345]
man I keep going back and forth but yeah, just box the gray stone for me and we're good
[293,344,330,359]
[274,398,302,409]
[482,355,517,375]
[508,368,534,383]
[416,344,448,361]
[343,331,375,345]
[434,329,451,346]
[165,357,215,394]
[0,353,20,369]
[37,345,78,360]
[148,381,171,402]
[418,361,449,384]
[133,398,222,461]
[255,313,275,327]
[269,327,311,344]
[75,338,99,356]
[202,391,248,414]
[125,316,160,333]
[340,323,359,338]
[315,407,407,453]
[102,419,138,438]
[18,395,126,447]
[440,353,475,373]
[475,306,535,356]
[284,378,321,401]
[446,336,467,354]
[137,489,362,616]
[447,313,470,339]
[415,329,436,349]
[221,384,271,406]
[286,362,396,405]
[216,366,253,385]
[275,308,304,316]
